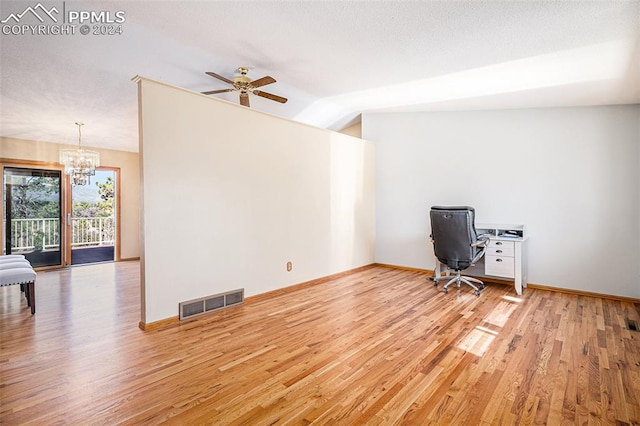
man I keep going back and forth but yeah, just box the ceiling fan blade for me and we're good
[253,90,288,104]
[201,88,235,95]
[250,76,276,88]
[240,92,250,107]
[205,71,233,85]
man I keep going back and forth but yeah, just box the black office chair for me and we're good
[430,206,489,295]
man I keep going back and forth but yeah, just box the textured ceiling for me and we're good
[1,0,638,152]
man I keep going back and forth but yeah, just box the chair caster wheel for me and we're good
[443,288,448,294]
[475,290,481,296]
[433,282,438,287]
[480,283,485,289]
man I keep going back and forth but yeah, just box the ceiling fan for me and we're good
[201,67,288,107]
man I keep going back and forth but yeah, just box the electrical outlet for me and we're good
[286,261,292,272]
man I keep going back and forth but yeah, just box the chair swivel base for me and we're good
[433,271,485,296]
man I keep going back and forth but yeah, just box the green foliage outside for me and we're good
[73,176,115,218]
[10,176,114,219]
[9,176,60,219]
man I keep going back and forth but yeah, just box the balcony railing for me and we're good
[6,217,115,251]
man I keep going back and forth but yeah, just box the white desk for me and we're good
[434,223,529,295]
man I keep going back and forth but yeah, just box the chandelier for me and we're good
[59,122,100,185]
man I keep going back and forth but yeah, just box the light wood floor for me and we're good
[1,262,639,425]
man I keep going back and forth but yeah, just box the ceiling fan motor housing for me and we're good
[203,67,288,107]
[233,75,251,84]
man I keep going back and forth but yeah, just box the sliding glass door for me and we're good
[3,167,63,267]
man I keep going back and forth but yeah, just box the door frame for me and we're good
[2,159,122,268]
[64,166,121,266]
[1,158,67,270]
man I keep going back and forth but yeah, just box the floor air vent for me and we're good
[179,289,244,320]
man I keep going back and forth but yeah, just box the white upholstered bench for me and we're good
[0,254,27,262]
[0,256,36,314]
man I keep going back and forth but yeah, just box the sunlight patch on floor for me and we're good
[502,295,523,303]
[457,326,496,356]
[483,300,519,328]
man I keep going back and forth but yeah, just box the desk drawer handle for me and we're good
[496,259,503,262]
[496,250,503,253]
[495,242,503,246]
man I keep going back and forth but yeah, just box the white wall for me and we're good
[363,105,640,298]
[137,78,375,324]
[0,137,140,260]
[339,122,362,139]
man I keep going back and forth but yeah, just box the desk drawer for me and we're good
[487,245,514,257]
[488,240,514,250]
[485,255,515,278]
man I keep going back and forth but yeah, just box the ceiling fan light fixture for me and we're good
[59,122,100,186]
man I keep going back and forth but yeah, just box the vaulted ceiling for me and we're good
[1,0,638,152]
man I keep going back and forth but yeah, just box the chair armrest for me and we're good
[476,233,491,244]
[471,235,490,248]
[470,235,490,264]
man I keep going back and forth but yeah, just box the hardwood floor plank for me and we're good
[1,262,639,424]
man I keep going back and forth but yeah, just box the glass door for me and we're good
[70,169,117,265]
[3,167,63,268]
